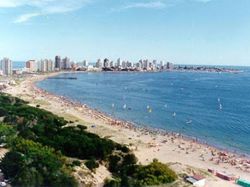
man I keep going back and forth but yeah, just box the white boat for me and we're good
[172,112,176,117]
[123,104,127,109]
[186,120,192,124]
[219,103,223,110]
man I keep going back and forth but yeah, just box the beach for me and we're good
[3,72,250,187]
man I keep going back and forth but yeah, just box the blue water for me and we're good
[13,61,25,69]
[37,70,250,155]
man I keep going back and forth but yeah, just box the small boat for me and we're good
[172,112,176,117]
[186,120,192,124]
[123,104,127,109]
[146,105,152,113]
[217,98,220,102]
[219,103,223,110]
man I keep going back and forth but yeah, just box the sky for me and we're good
[0,0,250,65]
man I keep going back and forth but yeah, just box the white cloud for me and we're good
[0,0,24,7]
[0,0,91,23]
[194,0,212,2]
[14,13,41,23]
[124,1,166,9]
[113,0,213,12]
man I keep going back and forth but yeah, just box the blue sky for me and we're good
[0,0,249,65]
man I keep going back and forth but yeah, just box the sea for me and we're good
[36,68,250,155]
[13,61,25,69]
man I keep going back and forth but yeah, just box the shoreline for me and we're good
[34,71,249,158]
[3,72,250,187]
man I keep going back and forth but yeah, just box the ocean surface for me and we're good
[13,61,25,69]
[37,70,250,155]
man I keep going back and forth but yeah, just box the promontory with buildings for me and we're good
[0,56,239,77]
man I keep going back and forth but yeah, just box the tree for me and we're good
[0,151,24,179]
[1,138,77,187]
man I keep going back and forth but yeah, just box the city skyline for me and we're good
[0,0,250,66]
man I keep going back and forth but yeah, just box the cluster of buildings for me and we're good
[0,56,175,76]
[96,58,174,71]
[25,57,174,73]
[26,56,72,73]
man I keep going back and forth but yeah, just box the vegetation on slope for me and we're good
[0,93,177,187]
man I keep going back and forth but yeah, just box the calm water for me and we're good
[37,70,250,155]
[13,61,25,69]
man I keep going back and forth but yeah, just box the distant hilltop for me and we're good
[0,56,241,76]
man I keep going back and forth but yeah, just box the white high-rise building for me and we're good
[36,59,54,72]
[122,61,127,69]
[160,61,165,69]
[62,57,71,69]
[166,62,174,70]
[47,60,54,72]
[26,60,37,72]
[103,58,110,68]
[96,59,103,68]
[0,58,12,75]
[41,60,47,72]
[83,60,88,67]
[116,58,121,68]
[143,60,150,70]
[110,61,114,67]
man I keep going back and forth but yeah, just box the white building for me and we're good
[0,58,12,76]
[41,60,47,72]
[166,62,174,70]
[186,175,206,187]
[143,59,150,70]
[83,60,88,67]
[121,61,127,69]
[47,59,54,72]
[26,60,37,72]
[110,61,114,67]
[96,59,103,68]
[116,58,122,68]
[62,57,71,69]
[36,59,54,72]
[160,61,165,69]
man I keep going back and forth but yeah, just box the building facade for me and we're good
[55,56,61,70]
[0,58,12,75]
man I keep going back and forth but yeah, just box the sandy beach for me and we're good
[2,72,250,187]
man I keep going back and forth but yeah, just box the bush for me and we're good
[72,160,81,167]
[0,151,24,179]
[122,153,137,166]
[0,94,122,161]
[0,123,16,144]
[133,159,177,186]
[104,178,121,187]
[85,159,99,171]
[0,138,77,187]
[107,154,177,187]
[0,108,7,117]
[108,154,122,173]
[0,94,178,187]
